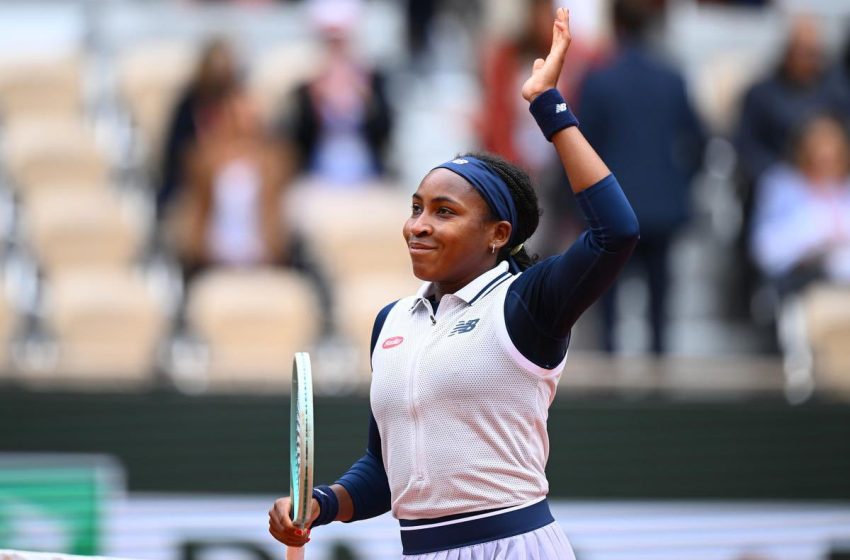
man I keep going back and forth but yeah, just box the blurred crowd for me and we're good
[0,0,849,397]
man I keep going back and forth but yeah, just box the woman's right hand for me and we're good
[268,496,320,547]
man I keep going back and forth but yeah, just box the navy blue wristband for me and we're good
[529,88,579,141]
[310,485,339,527]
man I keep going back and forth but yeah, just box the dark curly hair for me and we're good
[458,151,541,271]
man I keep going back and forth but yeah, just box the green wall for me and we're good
[1,390,848,499]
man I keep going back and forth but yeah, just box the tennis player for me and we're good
[270,8,638,558]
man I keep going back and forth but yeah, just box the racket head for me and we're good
[290,351,315,529]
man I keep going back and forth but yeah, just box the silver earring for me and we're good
[490,243,496,254]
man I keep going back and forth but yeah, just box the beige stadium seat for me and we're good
[23,188,144,276]
[336,272,421,381]
[248,42,321,122]
[693,51,760,135]
[2,118,108,196]
[803,284,850,395]
[0,55,83,119]
[186,268,321,391]
[116,41,196,167]
[0,282,19,373]
[42,269,166,385]
[290,182,412,281]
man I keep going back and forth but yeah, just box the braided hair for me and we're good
[459,151,541,271]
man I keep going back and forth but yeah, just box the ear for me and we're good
[490,221,512,251]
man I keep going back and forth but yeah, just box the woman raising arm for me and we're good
[270,8,638,558]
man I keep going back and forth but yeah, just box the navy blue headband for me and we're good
[435,156,519,247]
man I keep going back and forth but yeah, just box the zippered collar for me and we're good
[408,261,512,314]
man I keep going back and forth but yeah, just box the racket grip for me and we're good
[286,545,306,560]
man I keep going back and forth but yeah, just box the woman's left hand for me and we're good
[521,7,571,103]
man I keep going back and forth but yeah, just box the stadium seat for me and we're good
[2,118,109,197]
[23,187,145,276]
[692,51,761,135]
[803,284,850,395]
[115,41,197,169]
[185,268,320,391]
[0,281,19,373]
[0,55,83,119]
[289,181,411,281]
[41,268,166,385]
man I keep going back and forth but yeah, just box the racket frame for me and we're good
[290,352,314,529]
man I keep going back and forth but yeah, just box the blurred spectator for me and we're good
[407,0,440,66]
[179,91,290,274]
[177,90,335,334]
[751,113,850,298]
[730,17,835,325]
[735,16,833,187]
[279,0,393,186]
[158,38,240,220]
[578,0,705,354]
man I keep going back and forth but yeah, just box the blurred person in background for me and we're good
[578,0,705,354]
[179,91,289,275]
[730,16,835,328]
[177,89,335,334]
[750,113,850,298]
[278,0,393,187]
[407,0,440,68]
[735,15,834,189]
[158,38,241,220]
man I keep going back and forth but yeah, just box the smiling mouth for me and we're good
[408,243,436,252]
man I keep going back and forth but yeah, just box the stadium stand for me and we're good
[247,41,321,123]
[289,181,411,281]
[803,284,850,395]
[0,0,843,401]
[185,268,320,390]
[2,118,108,199]
[39,268,166,385]
[23,188,144,276]
[115,41,197,171]
[0,282,18,373]
[0,55,83,120]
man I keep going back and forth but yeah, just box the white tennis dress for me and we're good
[370,262,575,559]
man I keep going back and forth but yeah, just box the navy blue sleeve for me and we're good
[505,174,639,368]
[335,413,391,522]
[333,302,396,522]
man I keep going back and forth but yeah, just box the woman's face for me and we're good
[403,169,511,293]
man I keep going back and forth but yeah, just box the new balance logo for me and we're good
[451,158,468,164]
[448,319,479,336]
[555,103,568,114]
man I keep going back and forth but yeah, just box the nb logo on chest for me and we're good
[448,318,480,336]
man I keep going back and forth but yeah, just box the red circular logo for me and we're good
[382,336,404,349]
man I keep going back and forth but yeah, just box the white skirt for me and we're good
[402,522,576,560]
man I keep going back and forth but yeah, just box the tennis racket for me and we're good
[287,352,314,560]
